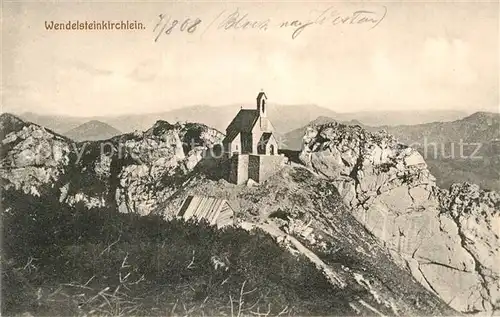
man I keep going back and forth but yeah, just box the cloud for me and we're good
[3,2,496,116]
[420,37,477,86]
[364,36,480,108]
[128,59,159,82]
[370,50,400,87]
[69,60,114,77]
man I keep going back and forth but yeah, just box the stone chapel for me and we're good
[222,91,287,184]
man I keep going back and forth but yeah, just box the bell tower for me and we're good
[257,91,267,118]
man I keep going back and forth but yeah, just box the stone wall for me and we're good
[248,155,260,182]
[228,154,249,185]
[257,154,287,183]
[228,154,287,184]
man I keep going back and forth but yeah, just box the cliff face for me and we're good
[111,121,224,215]
[299,122,500,314]
[0,114,224,215]
[0,115,72,196]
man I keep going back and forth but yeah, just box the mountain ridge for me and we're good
[64,120,122,141]
[15,106,469,136]
[1,113,498,315]
[283,111,500,191]
[284,111,500,149]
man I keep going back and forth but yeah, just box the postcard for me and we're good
[2,1,499,316]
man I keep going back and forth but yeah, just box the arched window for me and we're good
[262,100,265,114]
[270,144,275,155]
[258,142,265,154]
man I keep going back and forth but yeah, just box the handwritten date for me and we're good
[153,14,202,42]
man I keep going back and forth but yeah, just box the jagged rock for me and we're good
[0,115,71,195]
[110,121,224,214]
[0,114,224,213]
[299,121,500,314]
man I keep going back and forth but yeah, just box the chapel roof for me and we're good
[223,129,240,143]
[223,109,259,143]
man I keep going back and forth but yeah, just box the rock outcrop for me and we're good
[0,114,72,196]
[299,122,500,314]
[0,114,224,215]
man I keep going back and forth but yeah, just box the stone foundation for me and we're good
[228,154,287,185]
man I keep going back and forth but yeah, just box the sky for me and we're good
[2,0,499,116]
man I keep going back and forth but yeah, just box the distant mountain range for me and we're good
[17,105,468,136]
[283,111,500,191]
[64,120,122,141]
[382,111,500,191]
[285,111,500,149]
[380,111,500,144]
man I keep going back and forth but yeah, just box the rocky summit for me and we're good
[0,113,224,214]
[1,113,499,316]
[299,121,500,314]
[64,120,122,142]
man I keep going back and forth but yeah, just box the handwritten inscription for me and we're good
[153,14,202,42]
[217,9,270,31]
[280,7,387,39]
[153,6,387,42]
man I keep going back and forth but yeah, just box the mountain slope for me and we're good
[18,112,85,134]
[64,120,122,141]
[2,169,458,317]
[0,113,224,212]
[2,189,375,317]
[2,113,498,315]
[157,166,457,316]
[0,113,458,316]
[380,111,500,145]
[284,111,499,150]
[381,111,500,191]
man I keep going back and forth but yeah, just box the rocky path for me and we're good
[240,221,346,288]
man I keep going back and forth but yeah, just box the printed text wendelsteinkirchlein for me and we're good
[45,20,145,31]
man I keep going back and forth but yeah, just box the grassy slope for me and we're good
[2,189,361,317]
